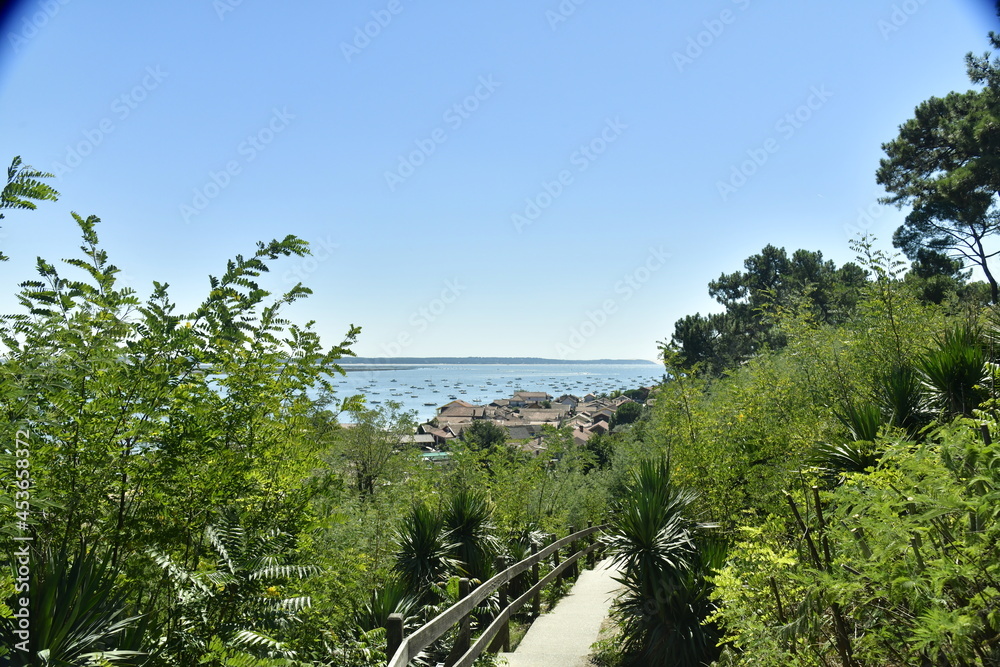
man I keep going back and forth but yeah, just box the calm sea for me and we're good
[326,363,664,423]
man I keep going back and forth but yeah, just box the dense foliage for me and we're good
[0,183,607,665]
[573,228,1000,667]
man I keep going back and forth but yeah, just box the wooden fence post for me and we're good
[458,577,471,653]
[386,613,404,662]
[594,514,608,562]
[551,533,560,578]
[568,525,577,579]
[445,578,471,666]
[488,556,509,652]
[587,520,595,568]
[531,542,540,617]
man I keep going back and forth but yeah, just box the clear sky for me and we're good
[0,0,997,361]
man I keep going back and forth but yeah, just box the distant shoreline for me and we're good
[339,357,661,366]
[340,365,429,372]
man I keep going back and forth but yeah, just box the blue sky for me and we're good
[0,0,996,361]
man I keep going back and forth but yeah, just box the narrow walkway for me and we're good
[499,558,621,667]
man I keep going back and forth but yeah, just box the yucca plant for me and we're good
[918,323,991,417]
[0,543,148,666]
[393,502,458,600]
[874,364,928,437]
[614,536,727,667]
[354,575,422,633]
[603,457,722,667]
[809,440,882,480]
[442,489,501,584]
[834,401,882,443]
[810,402,884,481]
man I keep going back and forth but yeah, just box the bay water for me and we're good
[326,362,665,423]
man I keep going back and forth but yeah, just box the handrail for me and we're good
[386,523,607,667]
[450,538,604,667]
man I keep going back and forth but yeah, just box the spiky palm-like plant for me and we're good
[810,402,884,481]
[834,402,882,443]
[809,440,882,482]
[603,457,723,667]
[1,544,147,666]
[812,367,930,481]
[442,489,500,584]
[919,323,991,417]
[354,575,423,633]
[393,502,458,600]
[875,364,928,437]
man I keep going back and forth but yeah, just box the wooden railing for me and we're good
[385,522,607,667]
